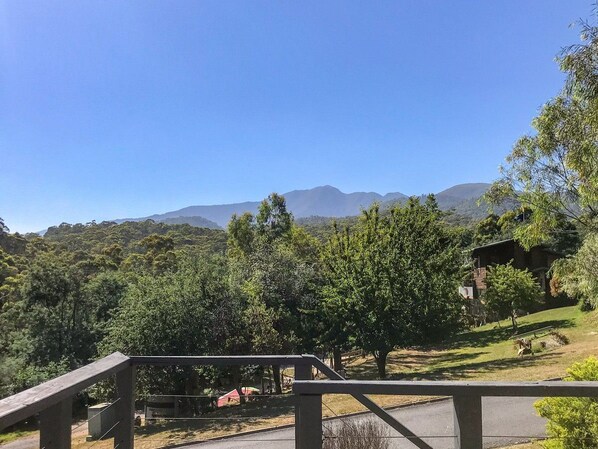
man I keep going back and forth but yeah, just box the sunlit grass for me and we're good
[0,430,35,444]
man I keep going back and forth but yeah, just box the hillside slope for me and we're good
[116,183,493,228]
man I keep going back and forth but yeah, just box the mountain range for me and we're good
[115,183,495,229]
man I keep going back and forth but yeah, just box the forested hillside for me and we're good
[44,220,226,255]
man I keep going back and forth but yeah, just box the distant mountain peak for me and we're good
[112,183,494,228]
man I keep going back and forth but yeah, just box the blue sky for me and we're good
[0,1,593,232]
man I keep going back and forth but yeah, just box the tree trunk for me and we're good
[511,312,518,333]
[272,365,282,394]
[374,351,388,379]
[333,347,342,371]
[232,365,246,404]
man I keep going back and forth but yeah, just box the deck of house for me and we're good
[1,352,597,449]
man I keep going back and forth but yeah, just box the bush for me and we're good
[323,420,389,449]
[548,331,570,346]
[534,356,598,449]
[551,234,598,311]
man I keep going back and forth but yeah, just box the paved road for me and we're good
[188,397,547,449]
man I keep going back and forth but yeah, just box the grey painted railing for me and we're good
[0,352,427,449]
[0,352,134,449]
[0,353,315,449]
[293,379,598,449]
[4,352,596,449]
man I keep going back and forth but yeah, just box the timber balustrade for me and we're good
[1,352,598,449]
[293,379,598,449]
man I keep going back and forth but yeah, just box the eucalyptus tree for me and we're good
[486,18,598,248]
[227,194,322,391]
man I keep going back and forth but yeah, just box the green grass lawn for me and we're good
[345,306,597,383]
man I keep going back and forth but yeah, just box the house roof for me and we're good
[471,238,563,256]
[471,238,514,251]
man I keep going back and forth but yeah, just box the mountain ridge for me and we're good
[114,183,493,228]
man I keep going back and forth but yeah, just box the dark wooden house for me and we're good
[469,238,562,300]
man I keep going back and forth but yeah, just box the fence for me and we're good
[2,352,598,449]
[293,379,598,449]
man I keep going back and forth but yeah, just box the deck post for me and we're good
[294,359,313,447]
[295,392,322,449]
[114,365,136,449]
[295,358,321,449]
[453,394,482,449]
[40,398,72,449]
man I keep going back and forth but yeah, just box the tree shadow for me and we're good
[346,351,488,380]
[389,351,561,381]
[442,319,575,349]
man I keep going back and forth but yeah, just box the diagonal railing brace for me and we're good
[307,356,434,449]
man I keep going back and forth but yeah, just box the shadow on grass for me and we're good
[135,394,295,439]
[443,319,575,349]
[388,351,561,381]
[347,351,488,380]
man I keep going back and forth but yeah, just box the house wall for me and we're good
[470,241,561,302]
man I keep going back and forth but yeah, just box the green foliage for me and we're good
[101,255,245,394]
[474,214,502,245]
[17,252,108,367]
[228,194,323,358]
[482,263,543,330]
[552,233,598,310]
[322,197,464,378]
[0,358,71,397]
[256,193,293,242]
[486,17,598,249]
[227,212,256,256]
[535,356,598,449]
[296,215,360,242]
[0,248,18,287]
[44,220,226,257]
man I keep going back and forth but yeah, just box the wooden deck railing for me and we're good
[293,379,598,449]
[0,352,134,449]
[0,352,431,449]
[2,352,598,449]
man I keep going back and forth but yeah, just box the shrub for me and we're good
[323,420,389,449]
[534,356,598,449]
[551,234,598,311]
[548,331,570,346]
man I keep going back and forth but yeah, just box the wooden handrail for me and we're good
[293,379,598,397]
[293,378,598,449]
[308,356,433,449]
[0,352,131,430]
[130,354,313,366]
